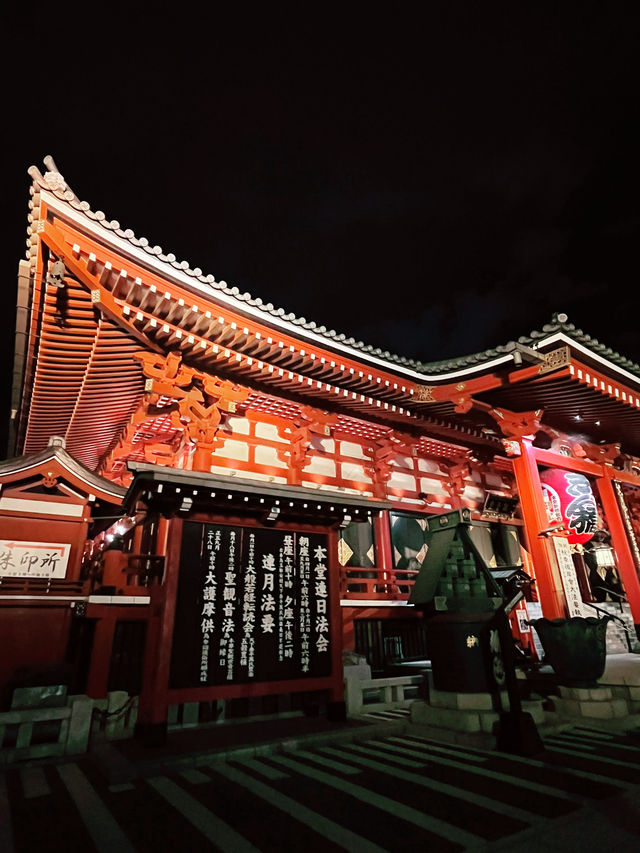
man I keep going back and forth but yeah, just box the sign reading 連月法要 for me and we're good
[0,540,71,579]
[170,523,331,688]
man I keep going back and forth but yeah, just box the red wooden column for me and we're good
[374,510,394,574]
[511,439,565,618]
[328,528,345,704]
[86,617,116,698]
[598,470,640,633]
[136,518,183,744]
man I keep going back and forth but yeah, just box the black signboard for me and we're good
[170,523,331,688]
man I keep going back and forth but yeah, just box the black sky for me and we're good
[3,5,640,454]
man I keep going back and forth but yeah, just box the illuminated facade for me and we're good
[3,156,640,738]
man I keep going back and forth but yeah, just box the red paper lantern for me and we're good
[539,468,597,544]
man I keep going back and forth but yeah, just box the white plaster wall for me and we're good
[388,470,417,491]
[417,458,442,474]
[255,445,289,468]
[310,435,335,454]
[254,422,289,443]
[226,416,250,435]
[340,440,368,460]
[419,477,449,496]
[303,456,337,477]
[341,462,373,483]
[211,439,249,461]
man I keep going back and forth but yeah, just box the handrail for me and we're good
[583,602,632,652]
[592,586,628,605]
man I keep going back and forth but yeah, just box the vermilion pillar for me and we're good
[511,439,565,619]
[87,618,116,698]
[374,510,394,574]
[598,470,640,636]
[136,518,182,744]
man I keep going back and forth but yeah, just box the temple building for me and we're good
[3,156,640,741]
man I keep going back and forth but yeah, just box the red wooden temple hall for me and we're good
[3,156,640,738]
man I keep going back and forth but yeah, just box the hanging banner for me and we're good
[170,522,331,688]
[540,469,597,544]
[552,536,590,617]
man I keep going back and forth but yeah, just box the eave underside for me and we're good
[17,205,640,474]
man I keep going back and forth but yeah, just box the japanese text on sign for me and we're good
[171,524,331,689]
[0,540,70,579]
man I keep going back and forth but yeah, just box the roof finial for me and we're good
[553,312,568,325]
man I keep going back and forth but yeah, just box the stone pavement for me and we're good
[2,710,640,851]
[3,652,640,850]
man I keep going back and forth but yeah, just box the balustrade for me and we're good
[340,566,418,600]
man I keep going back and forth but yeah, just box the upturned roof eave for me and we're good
[26,158,640,389]
[0,446,127,502]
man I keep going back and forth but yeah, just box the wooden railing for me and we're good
[125,554,165,587]
[340,567,419,601]
[0,578,88,596]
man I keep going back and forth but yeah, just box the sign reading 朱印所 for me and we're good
[170,522,331,688]
[0,540,71,579]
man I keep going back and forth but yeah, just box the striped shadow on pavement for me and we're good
[365,738,585,807]
[318,744,545,826]
[215,761,391,853]
[149,775,261,853]
[232,756,290,780]
[268,751,487,850]
[572,726,616,739]
[283,748,363,775]
[403,733,627,792]
[57,763,136,853]
[387,736,489,764]
[546,731,640,753]
[543,741,640,772]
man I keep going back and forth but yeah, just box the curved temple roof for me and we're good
[27,156,640,384]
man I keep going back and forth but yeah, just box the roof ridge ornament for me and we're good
[28,155,69,194]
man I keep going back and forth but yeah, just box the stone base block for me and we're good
[411,695,545,733]
[411,701,489,732]
[558,686,613,702]
[552,696,628,719]
[429,688,508,711]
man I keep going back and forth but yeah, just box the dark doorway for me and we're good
[354,618,428,673]
[108,620,147,695]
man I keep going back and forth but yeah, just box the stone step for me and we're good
[550,686,629,720]
[410,696,545,734]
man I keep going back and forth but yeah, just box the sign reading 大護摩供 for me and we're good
[0,540,71,579]
[170,522,332,688]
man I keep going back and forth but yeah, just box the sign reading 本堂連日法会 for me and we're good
[170,522,331,688]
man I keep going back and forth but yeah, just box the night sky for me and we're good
[3,6,640,454]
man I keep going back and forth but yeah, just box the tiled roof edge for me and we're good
[27,159,640,381]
